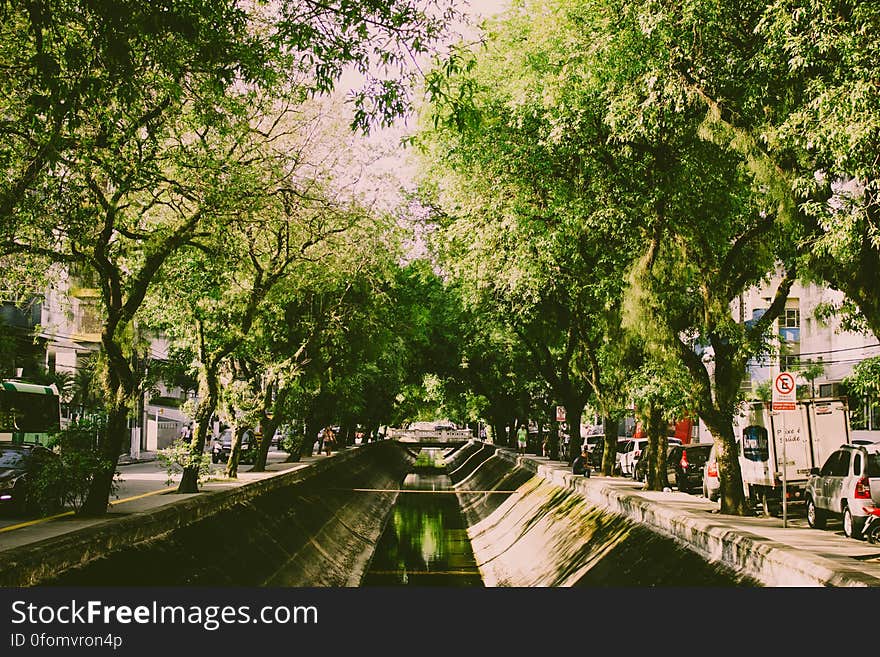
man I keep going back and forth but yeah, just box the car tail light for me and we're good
[707,461,717,478]
[680,450,689,470]
[855,476,872,499]
[634,450,641,459]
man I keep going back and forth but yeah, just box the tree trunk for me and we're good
[225,423,249,479]
[252,414,278,472]
[600,415,619,476]
[178,364,220,493]
[703,411,750,515]
[81,332,135,516]
[645,403,666,491]
[564,401,583,464]
[303,413,320,457]
[80,394,129,515]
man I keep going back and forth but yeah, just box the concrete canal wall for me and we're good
[0,441,413,587]
[446,442,756,586]
[448,441,880,587]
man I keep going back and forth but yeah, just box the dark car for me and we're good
[633,444,675,484]
[210,429,253,463]
[0,442,59,515]
[633,442,713,493]
[669,443,713,493]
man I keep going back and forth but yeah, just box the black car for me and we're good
[0,442,59,515]
[633,442,713,493]
[669,443,713,492]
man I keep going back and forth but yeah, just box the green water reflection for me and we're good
[362,450,483,586]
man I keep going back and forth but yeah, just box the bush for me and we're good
[158,440,212,486]
[30,417,120,514]
[280,429,304,462]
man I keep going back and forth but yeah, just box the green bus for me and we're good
[0,380,62,446]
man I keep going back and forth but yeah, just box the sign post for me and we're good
[555,406,566,423]
[772,371,797,528]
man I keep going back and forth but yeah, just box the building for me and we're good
[732,279,879,442]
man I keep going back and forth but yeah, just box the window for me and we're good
[820,451,849,477]
[780,355,800,371]
[781,308,800,328]
[853,453,862,476]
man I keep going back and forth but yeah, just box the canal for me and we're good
[361,448,483,586]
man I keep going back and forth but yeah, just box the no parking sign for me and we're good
[772,371,796,411]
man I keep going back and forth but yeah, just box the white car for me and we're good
[703,443,720,501]
[805,443,880,539]
[617,438,648,476]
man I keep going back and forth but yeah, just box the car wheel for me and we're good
[806,497,826,529]
[843,506,864,540]
[675,474,687,493]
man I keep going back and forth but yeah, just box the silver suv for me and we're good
[805,443,880,539]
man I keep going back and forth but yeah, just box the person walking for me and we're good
[517,424,528,455]
[323,426,336,456]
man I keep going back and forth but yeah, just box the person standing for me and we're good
[517,424,528,455]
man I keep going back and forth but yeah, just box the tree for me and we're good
[1,0,461,514]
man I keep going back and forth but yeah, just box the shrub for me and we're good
[30,417,120,514]
[158,439,212,487]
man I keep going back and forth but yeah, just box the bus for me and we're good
[0,380,62,446]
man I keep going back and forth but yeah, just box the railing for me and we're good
[390,428,474,442]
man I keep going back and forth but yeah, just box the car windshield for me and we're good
[867,452,880,477]
[0,447,29,469]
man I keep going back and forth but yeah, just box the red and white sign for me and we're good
[556,406,566,422]
[772,372,796,411]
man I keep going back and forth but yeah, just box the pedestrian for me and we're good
[323,425,336,456]
[572,446,591,477]
[517,424,528,455]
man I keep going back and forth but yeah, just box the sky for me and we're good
[334,1,513,203]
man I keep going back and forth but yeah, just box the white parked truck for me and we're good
[733,398,851,512]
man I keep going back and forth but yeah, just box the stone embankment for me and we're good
[0,441,413,587]
[446,441,756,586]
[447,441,880,587]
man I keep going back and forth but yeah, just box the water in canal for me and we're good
[361,448,483,586]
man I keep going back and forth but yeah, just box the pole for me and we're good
[781,411,787,528]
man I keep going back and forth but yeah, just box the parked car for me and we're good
[805,443,880,539]
[631,437,687,481]
[617,438,648,477]
[668,443,714,493]
[633,444,675,483]
[703,443,720,502]
[589,437,605,468]
[210,429,253,463]
[0,442,60,515]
